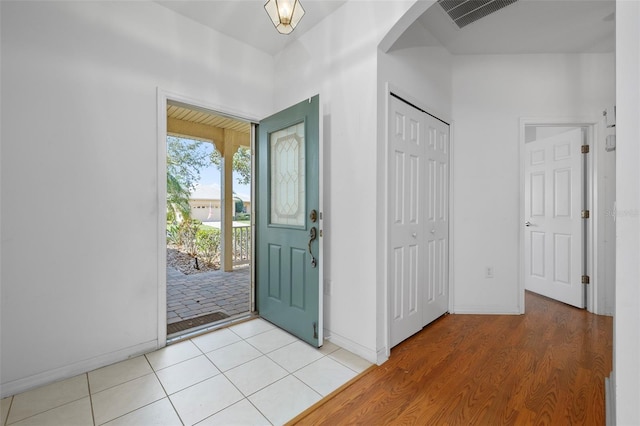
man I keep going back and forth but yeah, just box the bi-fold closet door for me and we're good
[389,95,450,348]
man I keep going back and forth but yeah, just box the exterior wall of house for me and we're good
[188,200,250,222]
[0,1,274,397]
[450,53,615,314]
[614,0,640,422]
[190,200,222,222]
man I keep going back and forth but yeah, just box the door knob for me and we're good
[525,221,533,227]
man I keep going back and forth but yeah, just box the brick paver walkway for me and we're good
[167,266,251,325]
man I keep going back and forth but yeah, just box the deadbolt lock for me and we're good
[310,209,318,223]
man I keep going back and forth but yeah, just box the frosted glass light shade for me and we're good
[264,0,305,34]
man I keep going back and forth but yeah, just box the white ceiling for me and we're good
[415,0,615,54]
[155,0,615,56]
[155,1,346,56]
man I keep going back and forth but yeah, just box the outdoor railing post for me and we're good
[231,225,251,267]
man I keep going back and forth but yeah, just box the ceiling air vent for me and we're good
[438,0,519,29]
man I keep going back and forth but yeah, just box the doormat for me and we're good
[167,312,229,335]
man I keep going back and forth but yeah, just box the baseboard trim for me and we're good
[605,373,615,426]
[452,305,521,315]
[376,346,389,365]
[324,331,377,365]
[1,340,159,398]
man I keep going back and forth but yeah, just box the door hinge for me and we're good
[581,210,590,219]
[582,275,590,285]
[581,145,590,154]
[313,322,318,339]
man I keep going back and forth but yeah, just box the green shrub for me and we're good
[234,213,251,221]
[196,227,221,266]
[167,222,181,246]
[166,219,201,254]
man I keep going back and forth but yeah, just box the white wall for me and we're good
[451,53,615,313]
[378,46,453,118]
[377,11,452,120]
[0,1,274,397]
[614,0,640,422]
[271,1,419,363]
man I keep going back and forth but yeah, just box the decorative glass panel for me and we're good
[270,122,305,226]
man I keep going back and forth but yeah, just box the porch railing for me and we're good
[232,225,251,266]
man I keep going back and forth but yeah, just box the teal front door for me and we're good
[256,95,321,347]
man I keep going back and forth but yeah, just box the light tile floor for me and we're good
[1,319,372,426]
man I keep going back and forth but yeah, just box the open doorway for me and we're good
[157,92,323,348]
[522,125,588,308]
[520,120,615,314]
[165,101,254,339]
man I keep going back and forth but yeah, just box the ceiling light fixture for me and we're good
[264,0,305,35]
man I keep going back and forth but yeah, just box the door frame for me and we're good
[156,88,261,347]
[382,84,455,359]
[518,117,601,314]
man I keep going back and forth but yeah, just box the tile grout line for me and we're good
[91,354,188,426]
[243,398,275,426]
[86,373,97,426]
[191,328,260,425]
[3,396,13,426]
[211,324,290,423]
[5,395,89,426]
[216,328,281,425]
[223,327,331,425]
[144,354,186,426]
[155,331,275,424]
[87,361,156,397]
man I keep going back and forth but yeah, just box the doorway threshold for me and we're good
[167,312,258,345]
[167,312,230,335]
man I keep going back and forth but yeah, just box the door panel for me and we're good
[389,100,424,346]
[531,232,545,278]
[423,119,449,326]
[389,96,449,347]
[524,128,584,308]
[256,96,321,347]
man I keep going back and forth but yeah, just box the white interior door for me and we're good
[524,128,584,308]
[423,113,450,326]
[389,95,449,348]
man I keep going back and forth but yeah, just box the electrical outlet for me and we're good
[485,267,494,279]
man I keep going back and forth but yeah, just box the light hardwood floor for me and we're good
[290,291,613,425]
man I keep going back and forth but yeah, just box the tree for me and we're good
[210,146,251,185]
[166,172,191,224]
[167,136,211,191]
[166,136,211,222]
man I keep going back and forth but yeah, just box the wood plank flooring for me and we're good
[290,292,612,425]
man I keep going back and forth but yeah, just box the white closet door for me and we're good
[389,96,449,348]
